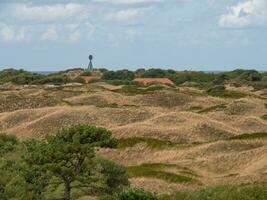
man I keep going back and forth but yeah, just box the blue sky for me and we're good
[0,0,266,71]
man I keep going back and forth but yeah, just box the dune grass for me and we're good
[113,85,166,95]
[117,137,186,149]
[160,184,267,200]
[198,104,227,113]
[207,91,246,99]
[126,163,198,184]
[228,132,267,140]
[261,114,267,120]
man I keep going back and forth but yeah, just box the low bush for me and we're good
[160,185,267,200]
[126,164,195,184]
[228,132,267,140]
[118,137,180,149]
[102,70,135,81]
[115,188,158,200]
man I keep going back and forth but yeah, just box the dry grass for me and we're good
[1,82,267,193]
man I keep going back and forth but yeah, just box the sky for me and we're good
[0,0,266,71]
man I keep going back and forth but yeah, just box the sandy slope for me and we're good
[0,83,267,192]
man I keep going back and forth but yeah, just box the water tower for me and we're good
[88,55,93,71]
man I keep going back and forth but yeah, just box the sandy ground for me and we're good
[0,83,267,193]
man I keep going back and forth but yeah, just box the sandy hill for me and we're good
[0,82,266,193]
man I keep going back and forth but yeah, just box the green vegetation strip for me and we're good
[113,85,166,95]
[118,137,186,149]
[228,132,267,140]
[126,163,197,184]
[207,91,246,99]
[160,185,267,200]
[261,114,267,120]
[198,104,227,113]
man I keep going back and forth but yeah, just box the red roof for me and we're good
[133,78,175,86]
[82,76,100,83]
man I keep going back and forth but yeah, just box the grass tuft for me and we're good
[261,114,267,120]
[207,91,246,99]
[198,104,227,113]
[118,137,184,149]
[228,132,267,140]
[126,163,198,184]
[160,184,267,200]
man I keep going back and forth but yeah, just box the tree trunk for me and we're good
[64,181,71,200]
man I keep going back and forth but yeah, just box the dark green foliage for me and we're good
[212,74,229,85]
[104,80,141,86]
[81,71,92,76]
[0,133,18,156]
[126,164,195,184]
[98,68,109,73]
[262,114,267,120]
[160,185,267,200]
[0,69,46,84]
[206,85,226,93]
[198,104,227,113]
[0,68,74,85]
[31,74,70,85]
[72,76,86,84]
[169,71,218,85]
[228,132,267,140]
[115,188,158,200]
[97,158,130,194]
[102,70,135,81]
[23,125,118,200]
[206,85,246,99]
[135,68,146,77]
[251,81,267,90]
[141,69,168,78]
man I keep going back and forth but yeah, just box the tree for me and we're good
[23,125,118,200]
[96,158,130,194]
[102,70,135,81]
[141,69,167,78]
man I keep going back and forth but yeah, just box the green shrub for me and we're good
[80,71,92,76]
[206,85,225,93]
[141,69,168,78]
[206,86,246,99]
[96,158,130,194]
[102,70,135,81]
[72,76,86,84]
[0,69,46,84]
[228,132,267,140]
[160,185,267,200]
[262,114,267,120]
[115,188,158,200]
[251,81,267,90]
[126,164,195,184]
[32,74,70,85]
[0,133,18,156]
[198,104,227,113]
[104,80,141,86]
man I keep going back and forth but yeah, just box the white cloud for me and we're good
[106,8,145,21]
[13,3,86,22]
[95,0,163,5]
[68,31,81,42]
[0,23,31,42]
[219,0,267,28]
[41,27,58,41]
